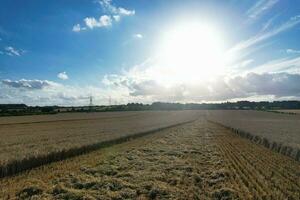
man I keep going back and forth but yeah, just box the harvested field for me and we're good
[1,119,299,199]
[0,111,202,177]
[206,110,300,161]
[274,109,300,114]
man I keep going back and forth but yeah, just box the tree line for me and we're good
[1,101,300,116]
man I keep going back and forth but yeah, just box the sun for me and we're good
[156,21,226,85]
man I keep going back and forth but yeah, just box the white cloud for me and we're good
[84,17,98,29]
[99,15,112,26]
[286,49,300,54]
[0,79,112,106]
[99,0,135,16]
[4,46,25,57]
[133,33,143,39]
[2,79,59,90]
[84,15,112,29]
[102,69,300,102]
[250,56,300,74]
[72,24,86,32]
[229,15,300,54]
[99,56,300,102]
[72,24,81,32]
[73,0,134,31]
[291,15,300,20]
[260,14,279,32]
[118,7,135,16]
[241,59,254,67]
[233,59,254,70]
[113,15,120,22]
[246,0,279,21]
[3,70,300,106]
[57,72,69,80]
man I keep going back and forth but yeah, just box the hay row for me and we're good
[208,120,300,162]
[0,119,195,178]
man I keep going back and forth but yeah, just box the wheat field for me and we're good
[1,118,299,199]
[0,111,202,177]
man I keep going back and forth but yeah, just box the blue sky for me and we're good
[1,0,300,105]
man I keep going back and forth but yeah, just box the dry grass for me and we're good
[0,111,202,177]
[1,119,299,199]
[206,110,300,161]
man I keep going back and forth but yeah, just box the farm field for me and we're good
[1,118,299,199]
[206,110,300,160]
[274,109,300,114]
[0,111,202,177]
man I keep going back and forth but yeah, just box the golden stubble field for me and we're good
[0,111,202,177]
[275,109,300,114]
[1,119,299,199]
[206,110,300,161]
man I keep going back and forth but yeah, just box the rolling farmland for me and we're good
[0,110,300,199]
[1,118,299,199]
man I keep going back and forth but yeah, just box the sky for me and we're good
[1,0,300,106]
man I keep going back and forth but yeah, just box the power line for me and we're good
[89,96,93,107]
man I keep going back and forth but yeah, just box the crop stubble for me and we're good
[0,118,299,199]
[0,111,202,177]
[206,110,300,161]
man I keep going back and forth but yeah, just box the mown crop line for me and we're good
[0,119,197,179]
[207,120,300,162]
[224,127,300,196]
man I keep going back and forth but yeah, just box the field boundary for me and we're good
[208,120,300,162]
[0,119,196,179]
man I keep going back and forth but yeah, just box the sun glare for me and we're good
[156,21,226,85]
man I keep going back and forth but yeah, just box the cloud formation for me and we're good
[0,79,111,106]
[133,33,143,39]
[101,55,300,102]
[2,71,300,106]
[2,79,58,90]
[250,55,300,74]
[57,72,69,80]
[4,46,25,56]
[229,15,300,54]
[84,15,112,29]
[99,0,135,17]
[246,0,279,21]
[72,24,86,32]
[73,0,134,32]
[103,72,300,102]
[286,49,300,54]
